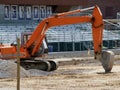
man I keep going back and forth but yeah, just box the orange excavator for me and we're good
[0,5,114,72]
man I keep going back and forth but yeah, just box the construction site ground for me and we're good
[0,51,120,90]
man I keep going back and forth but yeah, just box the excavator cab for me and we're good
[21,32,48,56]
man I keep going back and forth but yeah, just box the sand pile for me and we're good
[0,60,55,78]
[0,60,29,78]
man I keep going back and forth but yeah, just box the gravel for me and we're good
[0,60,29,78]
[28,69,53,76]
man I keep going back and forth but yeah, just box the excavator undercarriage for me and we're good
[19,59,58,71]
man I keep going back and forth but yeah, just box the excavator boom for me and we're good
[25,5,103,59]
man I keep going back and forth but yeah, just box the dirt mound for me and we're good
[0,60,54,78]
[0,60,29,78]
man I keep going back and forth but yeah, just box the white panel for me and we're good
[18,6,25,20]
[4,5,10,20]
[11,5,18,20]
[46,6,52,17]
[33,5,39,20]
[26,6,32,20]
[39,5,46,20]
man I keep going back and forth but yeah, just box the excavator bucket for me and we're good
[100,51,114,73]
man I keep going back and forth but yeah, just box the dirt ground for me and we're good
[0,58,120,90]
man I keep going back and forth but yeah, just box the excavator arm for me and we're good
[25,5,103,59]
